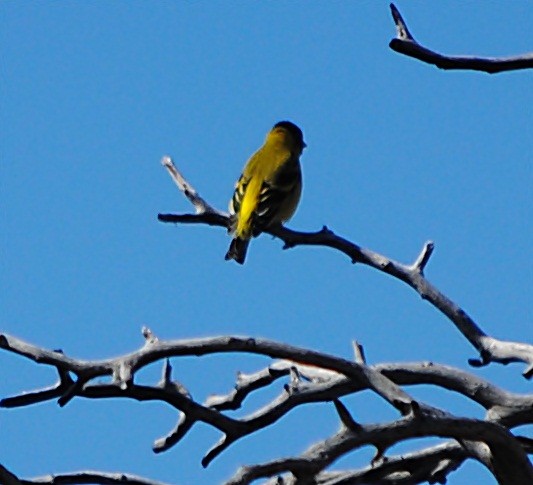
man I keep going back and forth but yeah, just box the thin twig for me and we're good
[161,156,226,216]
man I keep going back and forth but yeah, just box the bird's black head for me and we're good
[273,120,306,148]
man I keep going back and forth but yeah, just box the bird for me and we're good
[225,120,306,264]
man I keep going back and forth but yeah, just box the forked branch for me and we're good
[2,332,532,484]
[158,157,533,376]
[389,3,533,74]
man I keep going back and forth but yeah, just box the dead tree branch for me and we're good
[158,157,533,377]
[305,442,468,485]
[0,465,24,485]
[388,3,533,74]
[0,464,172,485]
[227,415,533,485]
[1,332,532,483]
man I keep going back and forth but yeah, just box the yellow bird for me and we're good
[225,121,306,264]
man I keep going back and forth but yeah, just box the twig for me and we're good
[161,156,226,216]
[351,341,366,364]
[333,399,362,432]
[205,360,338,411]
[389,3,533,74]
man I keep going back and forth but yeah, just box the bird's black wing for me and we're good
[252,160,300,236]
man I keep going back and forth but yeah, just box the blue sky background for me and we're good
[1,2,531,484]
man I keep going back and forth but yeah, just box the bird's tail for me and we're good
[225,237,250,265]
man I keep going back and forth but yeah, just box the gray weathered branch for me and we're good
[158,157,533,376]
[226,415,532,485]
[388,3,533,74]
[2,332,532,483]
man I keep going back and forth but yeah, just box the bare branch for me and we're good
[21,471,171,485]
[161,156,226,216]
[351,341,366,364]
[0,333,421,465]
[390,2,415,42]
[205,364,290,410]
[226,415,533,484]
[410,241,434,274]
[157,169,533,375]
[333,399,361,432]
[1,367,74,408]
[0,464,24,485]
[3,332,531,479]
[1,464,169,485]
[389,3,533,74]
[311,442,467,484]
[153,412,195,454]
[0,333,421,418]
[525,363,533,380]
[376,362,533,426]
[142,326,158,344]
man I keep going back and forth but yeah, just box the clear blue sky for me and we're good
[1,2,531,484]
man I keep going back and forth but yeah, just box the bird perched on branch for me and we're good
[225,121,306,264]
